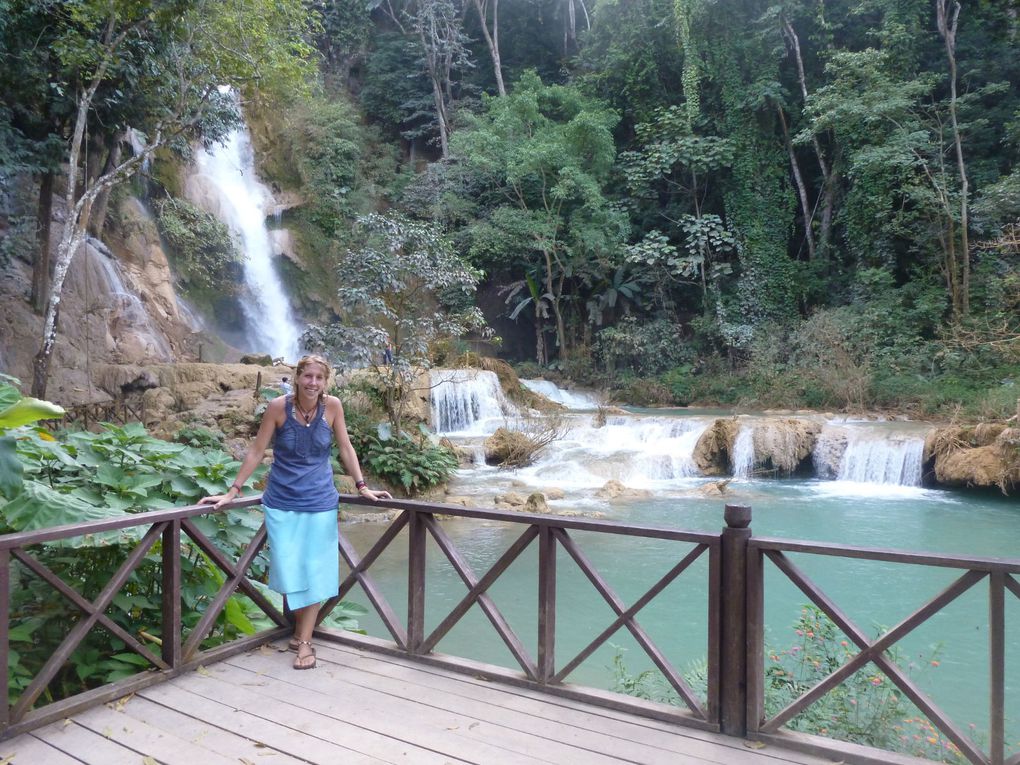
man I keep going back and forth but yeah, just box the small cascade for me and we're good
[503,415,714,489]
[430,369,519,435]
[731,424,756,478]
[521,379,600,409]
[84,240,173,362]
[185,99,302,361]
[814,423,927,486]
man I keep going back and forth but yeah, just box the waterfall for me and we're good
[520,379,601,409]
[430,369,520,435]
[731,424,756,478]
[814,423,928,486]
[84,239,172,362]
[185,108,302,361]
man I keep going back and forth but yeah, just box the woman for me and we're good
[202,354,391,670]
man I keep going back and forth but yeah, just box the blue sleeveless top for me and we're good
[261,397,340,512]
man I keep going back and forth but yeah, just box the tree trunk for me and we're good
[30,171,54,315]
[88,133,124,237]
[938,0,970,316]
[472,0,505,96]
[782,16,833,255]
[777,106,815,259]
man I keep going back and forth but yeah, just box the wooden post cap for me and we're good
[724,504,752,528]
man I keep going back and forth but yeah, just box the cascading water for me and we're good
[185,104,302,361]
[731,423,756,478]
[814,423,928,486]
[430,369,520,435]
[511,414,713,489]
[84,238,172,361]
[520,379,600,409]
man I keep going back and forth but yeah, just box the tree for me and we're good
[23,0,315,398]
[452,71,624,362]
[470,0,505,96]
[302,213,488,433]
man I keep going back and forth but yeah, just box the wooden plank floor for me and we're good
[1,641,841,765]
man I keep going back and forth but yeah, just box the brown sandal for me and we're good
[293,640,316,670]
[287,637,301,652]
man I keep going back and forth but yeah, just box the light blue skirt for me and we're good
[263,504,339,611]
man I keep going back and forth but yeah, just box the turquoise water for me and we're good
[342,477,1019,749]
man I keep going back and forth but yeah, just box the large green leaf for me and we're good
[1,481,140,546]
[0,397,65,431]
[0,435,23,497]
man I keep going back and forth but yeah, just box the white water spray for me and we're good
[430,369,520,435]
[185,109,302,361]
[521,379,601,409]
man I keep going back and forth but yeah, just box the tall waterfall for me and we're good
[814,423,928,486]
[185,114,302,361]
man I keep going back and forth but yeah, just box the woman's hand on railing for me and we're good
[199,487,240,510]
[358,487,393,501]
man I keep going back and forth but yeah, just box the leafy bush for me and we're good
[765,606,965,763]
[361,436,459,495]
[172,425,224,450]
[596,317,691,377]
[344,409,458,495]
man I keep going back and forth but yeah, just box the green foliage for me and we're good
[595,317,692,377]
[155,196,240,293]
[172,425,225,450]
[344,408,458,496]
[765,607,965,763]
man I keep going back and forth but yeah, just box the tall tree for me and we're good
[470,0,505,96]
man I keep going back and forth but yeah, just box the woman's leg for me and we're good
[292,603,318,669]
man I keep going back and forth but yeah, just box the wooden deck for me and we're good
[1,640,840,765]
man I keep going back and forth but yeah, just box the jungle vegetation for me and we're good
[2,0,1019,416]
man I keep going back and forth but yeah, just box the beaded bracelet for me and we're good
[355,480,367,491]
[230,482,244,494]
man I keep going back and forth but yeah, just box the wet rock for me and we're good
[693,419,739,476]
[596,480,651,500]
[495,491,527,507]
[523,492,550,513]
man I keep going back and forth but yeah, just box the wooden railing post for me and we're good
[161,521,182,667]
[537,525,556,683]
[407,510,426,655]
[720,504,751,736]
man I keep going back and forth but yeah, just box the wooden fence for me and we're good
[1,497,1017,765]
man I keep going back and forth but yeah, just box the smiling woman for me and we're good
[200,354,391,670]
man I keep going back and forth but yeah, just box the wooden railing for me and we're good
[1,496,1017,765]
[745,536,1020,765]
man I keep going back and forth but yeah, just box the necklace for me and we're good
[294,397,317,427]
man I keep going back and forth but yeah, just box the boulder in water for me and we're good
[930,425,1020,492]
[484,427,534,466]
[694,419,739,476]
[495,491,527,507]
[240,353,273,366]
[523,492,550,513]
[596,480,651,500]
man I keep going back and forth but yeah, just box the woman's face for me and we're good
[296,363,329,397]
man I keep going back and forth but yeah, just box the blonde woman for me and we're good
[202,354,390,669]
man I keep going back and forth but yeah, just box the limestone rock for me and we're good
[751,418,822,475]
[699,479,733,497]
[541,487,565,500]
[596,480,651,500]
[930,426,1020,491]
[694,419,740,476]
[494,491,527,507]
[523,492,550,513]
